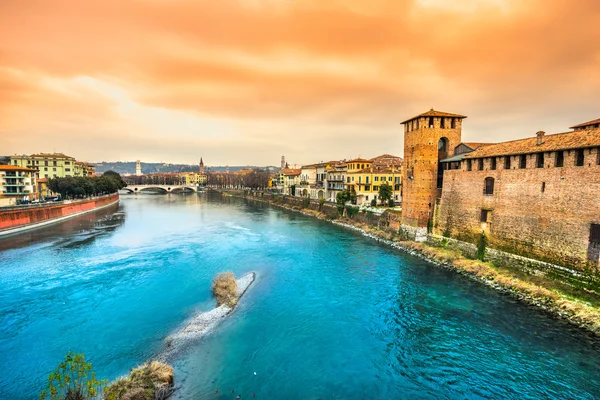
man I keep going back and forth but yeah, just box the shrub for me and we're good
[104,361,174,400]
[388,199,395,207]
[370,199,376,207]
[211,272,238,307]
[318,198,325,211]
[345,206,359,218]
[39,352,106,400]
[302,196,310,208]
[476,231,487,261]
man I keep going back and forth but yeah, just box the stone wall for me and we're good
[436,149,600,270]
[0,193,119,231]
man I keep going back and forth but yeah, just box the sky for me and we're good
[1,0,599,166]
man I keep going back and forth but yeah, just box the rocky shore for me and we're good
[235,192,600,339]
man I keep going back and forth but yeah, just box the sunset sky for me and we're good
[1,0,599,166]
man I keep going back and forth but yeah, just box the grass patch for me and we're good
[212,272,238,307]
[104,361,174,400]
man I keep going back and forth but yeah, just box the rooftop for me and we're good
[401,108,467,125]
[570,118,600,130]
[281,168,301,176]
[29,152,75,159]
[464,128,600,159]
[0,165,37,172]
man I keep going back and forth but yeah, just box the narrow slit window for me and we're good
[478,159,484,170]
[504,156,511,169]
[520,154,527,169]
[451,118,456,129]
[555,151,564,167]
[541,182,546,193]
[490,157,497,170]
[536,153,544,168]
[597,148,600,165]
[466,159,472,171]
[575,149,585,166]
[440,118,445,129]
[429,117,434,128]
[480,209,491,223]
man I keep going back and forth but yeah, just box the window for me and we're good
[555,151,564,167]
[520,154,527,169]
[374,186,379,191]
[591,224,600,244]
[438,138,448,152]
[484,177,494,195]
[44,174,48,178]
[366,196,369,201]
[53,168,56,171]
[451,118,456,129]
[375,176,379,181]
[347,177,350,183]
[45,161,48,166]
[365,185,370,191]
[597,148,600,165]
[429,117,434,128]
[575,149,584,166]
[478,159,484,171]
[536,153,544,168]
[490,158,497,170]
[541,182,546,193]
[53,161,57,166]
[480,209,491,223]
[466,159,472,171]
[366,177,369,184]
[44,167,48,171]
[13,160,17,165]
[504,156,511,170]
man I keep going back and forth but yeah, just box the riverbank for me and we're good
[0,193,120,237]
[232,191,600,338]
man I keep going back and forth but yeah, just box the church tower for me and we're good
[199,157,205,174]
[135,160,142,176]
[281,156,286,169]
[401,109,466,239]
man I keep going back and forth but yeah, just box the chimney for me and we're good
[536,131,545,145]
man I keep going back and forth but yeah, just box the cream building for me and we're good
[10,153,94,179]
[0,165,38,206]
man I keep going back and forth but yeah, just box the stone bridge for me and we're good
[120,184,203,194]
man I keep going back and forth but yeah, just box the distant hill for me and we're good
[93,161,278,175]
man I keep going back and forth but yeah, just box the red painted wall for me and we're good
[0,194,119,231]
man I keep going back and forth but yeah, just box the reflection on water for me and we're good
[1,194,600,400]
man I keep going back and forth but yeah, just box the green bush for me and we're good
[370,199,376,207]
[319,198,325,212]
[39,352,106,400]
[346,206,359,218]
[302,196,310,208]
[388,199,395,207]
[476,231,487,261]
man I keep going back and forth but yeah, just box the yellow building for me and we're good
[179,172,207,186]
[10,153,94,179]
[345,154,403,205]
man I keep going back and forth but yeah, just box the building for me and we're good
[326,161,347,202]
[345,155,403,205]
[400,109,466,239]
[0,165,37,206]
[434,118,600,269]
[281,168,301,195]
[10,153,94,179]
[136,160,142,176]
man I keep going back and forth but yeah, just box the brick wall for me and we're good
[436,148,600,270]
[0,194,119,231]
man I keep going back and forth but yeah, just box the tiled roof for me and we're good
[29,152,75,159]
[570,118,600,130]
[401,108,467,124]
[370,154,403,166]
[281,168,301,176]
[462,142,494,150]
[0,165,37,172]
[347,158,371,163]
[464,128,600,159]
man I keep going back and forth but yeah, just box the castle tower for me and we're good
[281,156,286,169]
[135,160,142,176]
[401,109,466,239]
[199,157,205,174]
[225,165,229,174]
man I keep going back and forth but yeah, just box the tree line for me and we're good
[48,171,127,199]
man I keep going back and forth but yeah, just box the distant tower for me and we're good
[199,158,205,174]
[401,109,466,239]
[281,156,286,169]
[136,160,142,176]
[225,165,229,174]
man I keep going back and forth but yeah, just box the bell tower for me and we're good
[199,157,205,174]
[401,109,466,240]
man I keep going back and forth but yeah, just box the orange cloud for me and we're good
[1,0,599,164]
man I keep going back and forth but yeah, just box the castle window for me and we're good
[591,224,600,244]
[440,118,445,128]
[484,177,494,195]
[429,117,434,128]
[536,153,544,168]
[490,157,497,170]
[597,148,600,165]
[520,154,527,169]
[466,159,472,171]
[541,182,546,193]
[575,149,585,166]
[478,159,484,170]
[555,151,564,167]
[504,156,511,169]
[480,209,491,223]
[451,118,456,129]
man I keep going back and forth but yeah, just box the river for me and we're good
[0,193,599,399]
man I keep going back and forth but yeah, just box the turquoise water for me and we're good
[1,194,599,399]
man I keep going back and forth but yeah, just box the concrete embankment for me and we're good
[229,191,600,339]
[0,193,120,237]
[160,272,256,360]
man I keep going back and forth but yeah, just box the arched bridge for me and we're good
[120,184,204,194]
